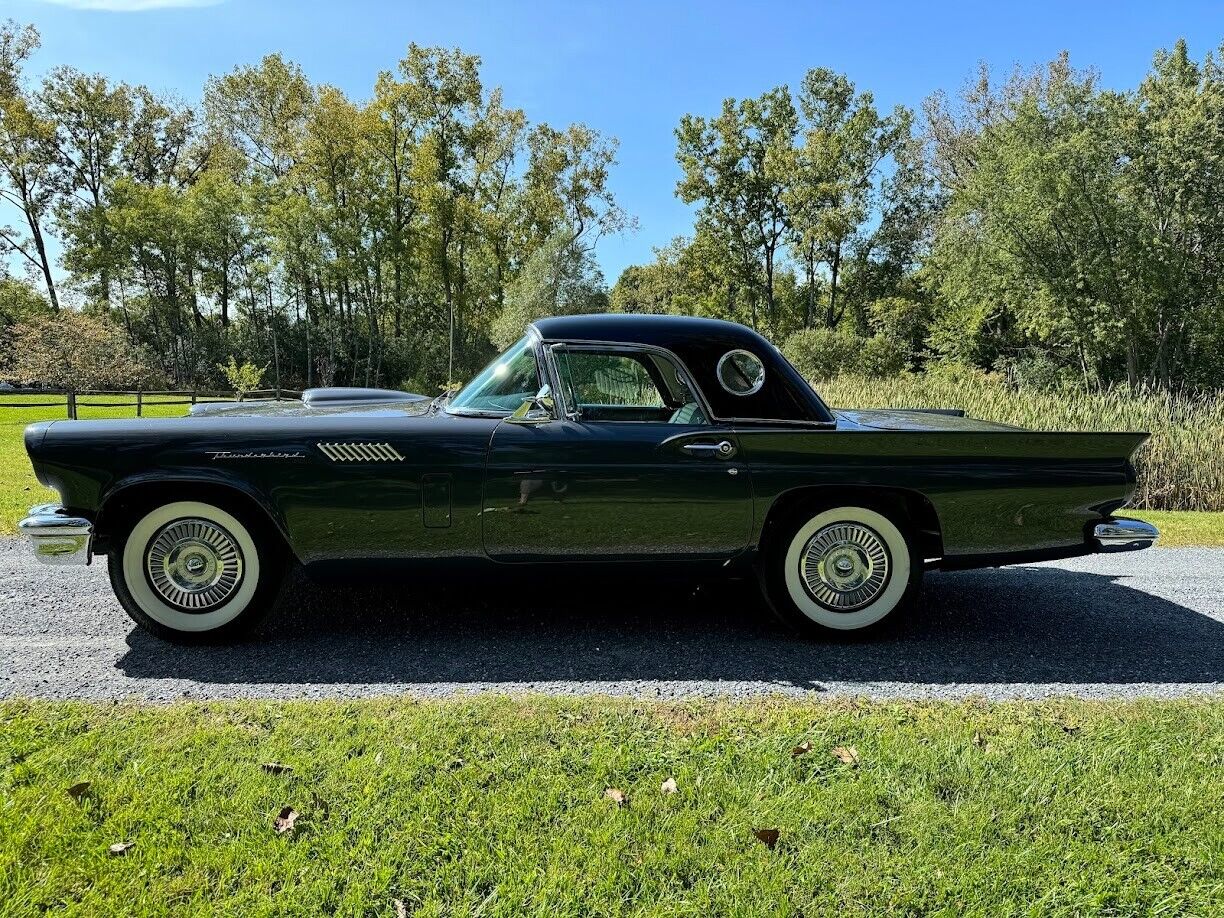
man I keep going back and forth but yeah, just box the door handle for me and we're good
[681,440,736,459]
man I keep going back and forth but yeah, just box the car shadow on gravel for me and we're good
[115,565,1224,690]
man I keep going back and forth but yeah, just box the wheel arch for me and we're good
[757,485,943,563]
[93,476,295,560]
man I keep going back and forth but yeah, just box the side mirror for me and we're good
[506,384,555,425]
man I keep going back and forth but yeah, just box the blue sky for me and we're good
[8,0,1224,282]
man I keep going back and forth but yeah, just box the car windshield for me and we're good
[447,335,541,415]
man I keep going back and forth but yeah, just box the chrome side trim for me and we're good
[1093,518,1159,552]
[19,504,93,565]
[317,442,405,462]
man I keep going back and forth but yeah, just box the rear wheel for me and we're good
[761,503,921,635]
[108,500,285,644]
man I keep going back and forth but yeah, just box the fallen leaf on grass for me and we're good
[791,741,812,758]
[831,745,859,765]
[108,841,134,856]
[751,828,780,850]
[660,777,678,795]
[603,787,627,807]
[393,899,407,918]
[261,763,292,775]
[273,806,300,834]
[66,781,91,800]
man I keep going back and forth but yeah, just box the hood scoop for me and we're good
[302,387,427,407]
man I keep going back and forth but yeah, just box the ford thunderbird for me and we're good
[20,314,1158,642]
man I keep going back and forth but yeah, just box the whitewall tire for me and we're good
[108,500,283,643]
[763,504,921,635]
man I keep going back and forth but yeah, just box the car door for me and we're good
[481,343,753,561]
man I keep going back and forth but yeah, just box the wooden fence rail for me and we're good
[0,388,302,419]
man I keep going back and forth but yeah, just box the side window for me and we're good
[563,352,664,407]
[555,348,707,424]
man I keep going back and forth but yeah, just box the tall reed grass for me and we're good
[816,372,1224,511]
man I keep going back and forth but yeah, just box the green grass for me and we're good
[1131,510,1224,547]
[819,372,1224,512]
[1,698,1220,917]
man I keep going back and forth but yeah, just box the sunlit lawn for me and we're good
[1,697,1221,917]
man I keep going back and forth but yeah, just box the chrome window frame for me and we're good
[539,339,715,425]
[716,348,766,397]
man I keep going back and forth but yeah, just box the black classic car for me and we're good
[20,314,1158,642]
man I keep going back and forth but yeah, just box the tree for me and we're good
[0,274,50,327]
[0,24,630,392]
[926,41,1224,389]
[675,86,796,332]
[491,229,607,347]
[42,67,134,308]
[0,22,59,310]
[2,311,161,388]
[783,69,911,330]
[218,355,266,397]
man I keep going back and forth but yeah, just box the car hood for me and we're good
[834,408,1026,432]
[189,388,432,419]
[187,398,435,420]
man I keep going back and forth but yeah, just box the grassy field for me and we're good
[820,373,1224,512]
[1,390,1222,545]
[1130,510,1224,547]
[1,697,1221,917]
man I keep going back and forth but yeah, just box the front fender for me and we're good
[93,472,294,558]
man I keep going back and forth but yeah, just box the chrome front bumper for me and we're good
[18,503,93,565]
[1093,518,1159,552]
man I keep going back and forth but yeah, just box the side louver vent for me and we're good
[317,442,405,463]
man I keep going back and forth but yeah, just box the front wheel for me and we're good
[108,500,285,644]
[761,504,921,635]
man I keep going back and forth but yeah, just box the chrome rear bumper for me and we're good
[18,503,93,565]
[1093,518,1159,552]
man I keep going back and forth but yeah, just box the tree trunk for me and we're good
[826,244,842,330]
[29,218,59,312]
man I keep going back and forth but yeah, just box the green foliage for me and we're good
[672,70,917,338]
[926,41,1224,389]
[1,20,1221,398]
[0,311,161,389]
[866,296,929,367]
[217,355,267,397]
[491,230,608,348]
[859,334,908,377]
[781,327,905,380]
[0,27,629,392]
[0,275,50,327]
[782,327,863,379]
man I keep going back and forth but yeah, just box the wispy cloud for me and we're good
[33,0,224,11]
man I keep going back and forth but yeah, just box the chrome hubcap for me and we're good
[800,522,890,611]
[145,518,244,611]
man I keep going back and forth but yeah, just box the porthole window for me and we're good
[717,349,765,396]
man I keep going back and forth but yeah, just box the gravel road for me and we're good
[1,538,1220,702]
